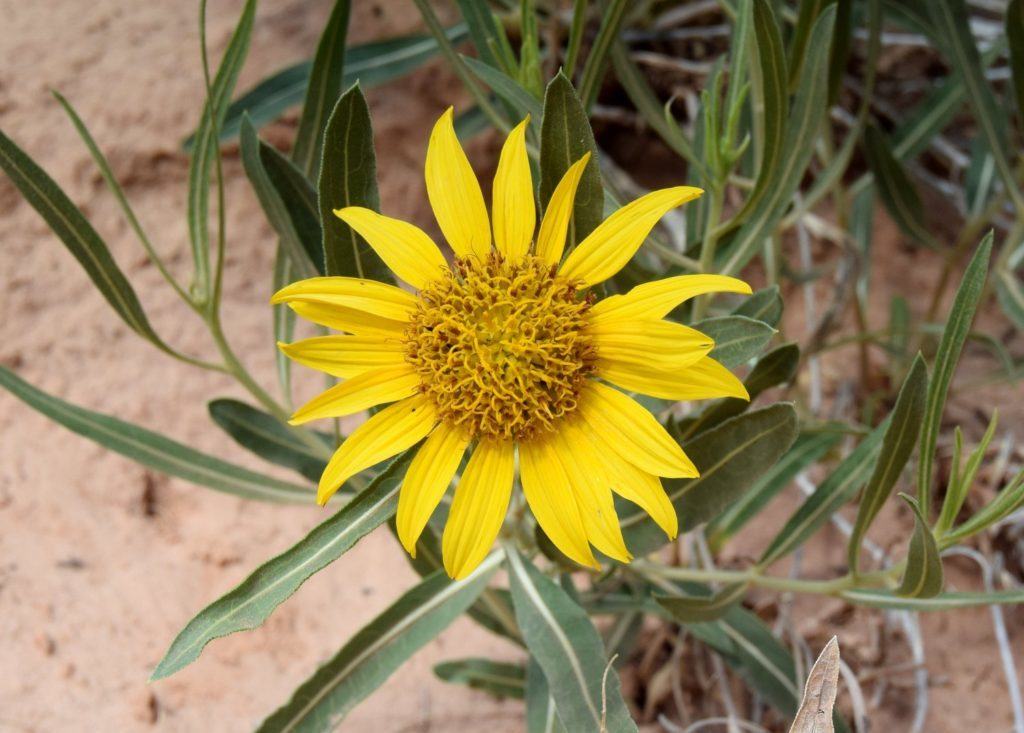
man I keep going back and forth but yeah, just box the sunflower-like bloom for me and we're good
[273,109,751,579]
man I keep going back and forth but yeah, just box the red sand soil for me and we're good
[1,1,1021,731]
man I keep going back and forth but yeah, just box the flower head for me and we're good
[273,108,751,579]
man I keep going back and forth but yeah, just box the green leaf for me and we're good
[741,0,788,221]
[151,451,412,680]
[788,0,830,89]
[539,72,603,248]
[208,399,329,482]
[624,404,799,555]
[188,0,256,295]
[1009,0,1024,124]
[927,0,1024,211]
[996,251,1024,329]
[258,134,326,273]
[760,417,889,565]
[455,0,516,72]
[694,315,775,368]
[194,26,470,148]
[917,233,992,513]
[843,587,1024,610]
[733,285,783,327]
[257,554,501,732]
[936,411,998,536]
[578,0,628,110]
[721,6,836,274]
[828,0,854,105]
[292,0,350,178]
[862,124,935,248]
[943,468,1024,544]
[464,55,543,120]
[0,366,311,504]
[896,494,944,598]
[708,430,841,550]
[506,550,638,733]
[318,84,389,281]
[847,354,927,574]
[656,583,748,623]
[434,658,526,699]
[526,658,568,733]
[240,117,321,278]
[0,126,166,347]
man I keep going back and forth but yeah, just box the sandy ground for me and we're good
[1,1,1022,732]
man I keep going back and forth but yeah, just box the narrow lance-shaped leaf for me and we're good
[239,117,321,279]
[257,555,502,732]
[862,124,936,248]
[464,55,543,121]
[721,6,836,274]
[260,136,325,272]
[540,72,604,248]
[318,84,390,282]
[0,127,167,349]
[789,637,841,733]
[936,410,998,536]
[507,550,638,733]
[760,416,889,566]
[578,0,628,110]
[942,468,1024,545]
[0,366,311,504]
[292,0,350,178]
[208,399,330,483]
[788,0,829,90]
[847,354,927,574]
[151,450,413,680]
[917,233,992,514]
[526,657,568,733]
[625,405,799,555]
[455,0,516,72]
[896,494,944,598]
[433,658,526,699]
[733,284,783,327]
[188,0,256,296]
[693,315,776,368]
[657,583,749,623]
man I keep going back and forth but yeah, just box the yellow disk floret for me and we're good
[405,253,595,441]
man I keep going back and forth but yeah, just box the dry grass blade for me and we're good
[788,637,841,733]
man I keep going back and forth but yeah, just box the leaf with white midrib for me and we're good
[151,451,414,680]
[257,554,502,732]
[507,549,637,733]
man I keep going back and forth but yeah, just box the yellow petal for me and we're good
[597,356,750,402]
[589,319,714,368]
[333,207,449,290]
[519,437,598,569]
[591,274,752,323]
[289,365,420,425]
[278,335,407,378]
[396,422,470,556]
[288,301,407,338]
[535,153,591,266]
[442,440,514,579]
[578,421,678,539]
[272,276,417,322]
[579,380,698,478]
[492,116,535,262]
[559,186,703,287]
[317,394,437,505]
[425,107,490,260]
[551,426,632,563]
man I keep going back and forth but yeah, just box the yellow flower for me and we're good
[273,108,751,579]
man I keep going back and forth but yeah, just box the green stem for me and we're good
[634,559,900,596]
[563,0,589,78]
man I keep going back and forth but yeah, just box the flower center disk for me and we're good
[405,253,595,441]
